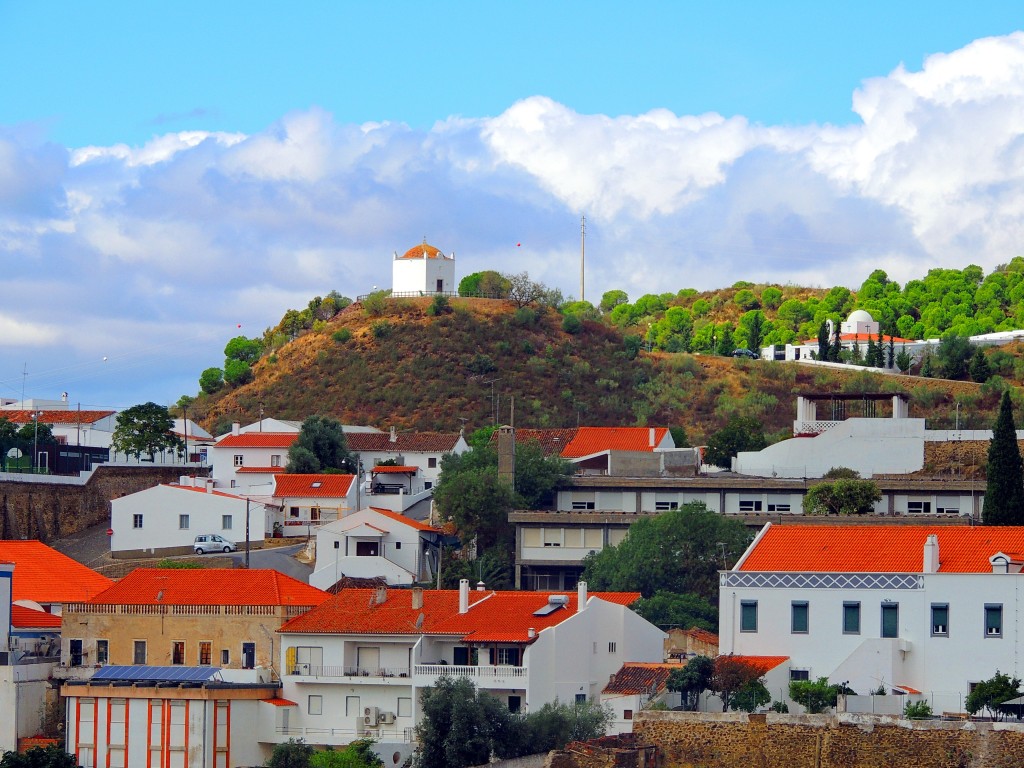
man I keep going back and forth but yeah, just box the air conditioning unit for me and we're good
[363,706,379,726]
[380,711,395,724]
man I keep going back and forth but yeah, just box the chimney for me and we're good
[577,581,588,613]
[459,579,470,614]
[923,535,940,574]
[206,481,213,493]
[375,586,388,605]
[649,427,655,447]
[390,426,397,443]
[232,422,240,436]
[476,581,485,591]
[528,628,536,639]
[411,587,424,610]
[497,426,515,486]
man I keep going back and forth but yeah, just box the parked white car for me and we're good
[193,534,237,554]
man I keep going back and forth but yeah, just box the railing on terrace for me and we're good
[274,726,416,743]
[290,665,412,678]
[415,664,527,679]
[64,604,317,616]
[793,420,842,436]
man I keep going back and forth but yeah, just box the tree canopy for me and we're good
[803,479,882,516]
[703,416,767,469]
[111,402,183,461]
[983,391,1024,525]
[965,671,1022,719]
[667,656,713,711]
[286,416,353,473]
[0,746,81,768]
[581,503,751,603]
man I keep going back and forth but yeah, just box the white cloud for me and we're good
[0,314,59,346]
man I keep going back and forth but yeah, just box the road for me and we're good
[228,542,312,582]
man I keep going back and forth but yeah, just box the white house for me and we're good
[719,523,1024,714]
[210,429,294,493]
[273,473,357,538]
[272,580,664,763]
[110,481,270,558]
[309,507,443,590]
[347,428,469,491]
[391,240,455,296]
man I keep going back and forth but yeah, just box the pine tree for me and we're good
[887,336,896,369]
[970,347,993,383]
[830,320,843,362]
[817,321,830,361]
[875,326,885,368]
[983,391,1024,526]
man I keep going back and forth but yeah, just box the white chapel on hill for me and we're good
[392,239,456,295]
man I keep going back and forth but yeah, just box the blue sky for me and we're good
[2,2,1024,411]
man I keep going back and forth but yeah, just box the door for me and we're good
[436,278,444,292]
[357,646,380,675]
[242,642,256,669]
[70,639,83,667]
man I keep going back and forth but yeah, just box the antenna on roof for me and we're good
[415,612,424,631]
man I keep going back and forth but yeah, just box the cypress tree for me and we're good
[983,391,1024,525]
[817,321,830,361]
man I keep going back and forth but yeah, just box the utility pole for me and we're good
[580,215,586,303]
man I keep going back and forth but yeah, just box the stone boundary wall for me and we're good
[0,465,209,541]
[611,711,1024,768]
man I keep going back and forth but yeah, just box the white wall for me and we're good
[310,510,429,589]
[392,256,455,295]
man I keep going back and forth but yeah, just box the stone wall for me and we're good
[619,711,1024,768]
[0,465,208,541]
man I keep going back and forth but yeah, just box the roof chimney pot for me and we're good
[923,534,940,574]
[232,422,240,436]
[411,587,424,610]
[459,579,470,614]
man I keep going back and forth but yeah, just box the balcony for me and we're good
[263,725,415,746]
[414,664,527,689]
[288,665,412,680]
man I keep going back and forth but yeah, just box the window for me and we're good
[495,647,521,666]
[132,514,143,529]
[96,640,109,665]
[70,639,84,667]
[571,501,596,510]
[654,501,678,511]
[740,600,758,632]
[985,604,1003,637]
[271,454,282,467]
[133,640,147,665]
[791,601,809,634]
[221,649,230,665]
[199,642,211,666]
[624,709,634,720]
[931,604,949,636]
[843,602,861,634]
[308,696,322,716]
[767,503,791,512]
[172,641,185,665]
[508,696,522,714]
[543,528,562,547]
[428,457,437,468]
[424,481,433,490]
[242,642,256,669]
[790,669,810,681]
[575,693,587,704]
[907,500,932,514]
[290,506,300,518]
[397,697,412,717]
[739,499,763,512]
[355,541,379,557]
[881,603,899,638]
[233,454,243,467]
[222,515,232,530]
[453,647,470,666]
[179,514,189,530]
[311,507,321,522]
[608,642,617,653]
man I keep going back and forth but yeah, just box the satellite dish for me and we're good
[415,612,425,631]
[7,448,21,459]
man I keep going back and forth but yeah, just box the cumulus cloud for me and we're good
[3,32,1024,405]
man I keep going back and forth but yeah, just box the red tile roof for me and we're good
[801,333,913,345]
[736,524,1024,573]
[400,243,444,260]
[347,432,462,453]
[216,433,299,448]
[274,474,354,498]
[279,587,640,643]
[602,663,678,695]
[86,569,328,607]
[0,410,115,425]
[365,507,439,532]
[496,427,671,458]
[371,465,418,474]
[261,698,298,706]
[11,605,61,629]
[0,541,113,604]
[237,466,287,474]
[726,655,790,674]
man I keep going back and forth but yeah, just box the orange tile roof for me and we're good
[280,588,640,642]
[237,466,287,474]
[801,333,913,345]
[216,433,298,448]
[726,655,790,674]
[737,524,1024,573]
[0,541,113,604]
[371,465,418,474]
[400,243,444,260]
[86,569,328,607]
[11,605,62,629]
[0,410,115,425]
[364,507,439,532]
[261,698,298,706]
[274,474,354,498]
[602,663,677,695]
[496,427,671,458]
[347,432,462,453]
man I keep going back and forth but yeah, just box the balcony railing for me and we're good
[289,665,411,679]
[415,664,527,680]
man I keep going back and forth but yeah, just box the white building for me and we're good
[110,481,270,558]
[391,240,455,296]
[309,507,443,590]
[719,523,1024,713]
[272,580,664,763]
[273,473,357,537]
[210,429,293,493]
[347,428,469,491]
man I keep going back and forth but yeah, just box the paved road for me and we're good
[227,542,312,582]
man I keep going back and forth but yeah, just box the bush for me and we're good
[362,290,390,317]
[427,295,452,316]
[332,328,352,344]
[561,314,583,334]
[512,307,539,327]
[904,700,933,719]
[371,321,392,339]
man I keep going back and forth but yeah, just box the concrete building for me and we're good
[273,473,357,537]
[347,428,469,492]
[719,524,1024,713]
[391,240,455,296]
[271,580,664,763]
[309,507,443,589]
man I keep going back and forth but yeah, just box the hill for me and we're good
[186,296,1007,446]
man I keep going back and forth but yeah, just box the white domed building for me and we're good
[771,309,913,364]
[391,240,455,296]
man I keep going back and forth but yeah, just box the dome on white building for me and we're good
[846,309,874,325]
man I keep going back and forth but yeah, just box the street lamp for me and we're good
[31,411,41,473]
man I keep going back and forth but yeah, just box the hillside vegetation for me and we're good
[185,294,1016,446]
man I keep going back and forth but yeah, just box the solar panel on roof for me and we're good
[92,666,221,683]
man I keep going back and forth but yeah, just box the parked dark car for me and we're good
[731,348,760,359]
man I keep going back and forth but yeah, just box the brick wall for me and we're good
[0,466,209,541]
[612,711,1024,768]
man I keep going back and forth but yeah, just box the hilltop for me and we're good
[186,295,1006,445]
